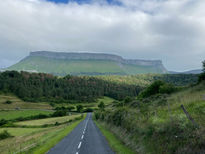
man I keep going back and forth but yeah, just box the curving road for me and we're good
[47,113,114,154]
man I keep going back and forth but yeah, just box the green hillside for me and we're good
[8,56,167,75]
[95,81,205,154]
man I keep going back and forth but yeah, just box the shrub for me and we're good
[139,80,176,98]
[76,105,83,113]
[84,108,93,112]
[55,122,59,126]
[198,73,205,83]
[4,100,12,104]
[98,101,105,111]
[0,119,8,126]
[0,130,12,140]
[124,96,132,104]
[52,110,67,117]
[111,108,128,126]
[67,106,75,111]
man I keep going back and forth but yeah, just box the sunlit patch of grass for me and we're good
[0,110,53,120]
[16,114,81,126]
[0,114,85,154]
[0,94,52,110]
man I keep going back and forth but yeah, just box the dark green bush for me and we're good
[84,108,93,112]
[98,101,105,111]
[0,119,8,126]
[52,110,67,117]
[76,105,83,112]
[0,130,12,140]
[139,80,177,98]
[4,100,12,104]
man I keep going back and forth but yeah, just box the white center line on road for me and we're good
[78,142,82,149]
[81,135,84,139]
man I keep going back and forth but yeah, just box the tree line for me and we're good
[0,71,140,103]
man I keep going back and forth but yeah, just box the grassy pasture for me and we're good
[16,114,81,126]
[8,56,165,75]
[0,94,52,110]
[0,110,53,120]
[55,96,114,110]
[0,114,85,154]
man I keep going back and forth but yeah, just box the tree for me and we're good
[203,60,205,72]
[67,106,75,112]
[198,60,205,82]
[98,101,105,110]
[124,96,132,104]
[76,105,83,112]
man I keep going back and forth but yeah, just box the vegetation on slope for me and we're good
[0,71,139,102]
[15,114,81,126]
[94,63,205,154]
[95,120,135,154]
[0,94,53,110]
[0,110,53,120]
[8,56,166,75]
[97,74,198,87]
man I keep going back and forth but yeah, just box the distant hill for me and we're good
[7,51,168,75]
[169,69,202,74]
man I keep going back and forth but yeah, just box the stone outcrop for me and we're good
[30,51,166,68]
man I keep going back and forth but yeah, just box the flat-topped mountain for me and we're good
[8,51,168,75]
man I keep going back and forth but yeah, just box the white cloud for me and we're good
[0,0,205,71]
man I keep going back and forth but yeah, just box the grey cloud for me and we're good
[0,0,205,71]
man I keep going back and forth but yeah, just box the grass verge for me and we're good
[31,114,86,154]
[95,120,135,154]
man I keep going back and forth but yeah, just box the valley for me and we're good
[0,69,204,154]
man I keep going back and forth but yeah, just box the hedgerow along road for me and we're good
[48,113,114,154]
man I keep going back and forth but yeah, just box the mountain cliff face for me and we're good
[30,51,164,67]
[8,51,167,75]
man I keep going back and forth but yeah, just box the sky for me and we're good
[0,0,205,71]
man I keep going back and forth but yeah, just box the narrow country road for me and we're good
[47,113,114,154]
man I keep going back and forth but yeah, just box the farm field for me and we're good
[0,110,53,120]
[55,96,114,110]
[0,114,85,154]
[16,114,81,126]
[0,94,52,110]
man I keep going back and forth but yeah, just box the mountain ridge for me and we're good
[8,51,168,75]
[29,51,164,66]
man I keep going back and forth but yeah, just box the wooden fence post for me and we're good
[181,104,198,128]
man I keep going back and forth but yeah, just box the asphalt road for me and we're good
[47,113,114,154]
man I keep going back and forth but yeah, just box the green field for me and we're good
[0,114,85,154]
[16,114,81,126]
[8,56,166,75]
[0,110,53,120]
[0,94,52,110]
[55,96,114,110]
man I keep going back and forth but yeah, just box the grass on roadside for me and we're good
[95,120,135,154]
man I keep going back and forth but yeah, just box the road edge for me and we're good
[32,114,86,154]
[94,119,135,154]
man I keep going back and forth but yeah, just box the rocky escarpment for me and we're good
[8,51,168,75]
[30,51,166,68]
